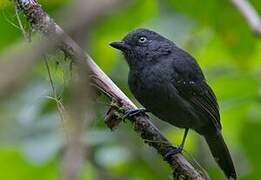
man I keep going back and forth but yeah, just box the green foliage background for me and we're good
[0,0,260,179]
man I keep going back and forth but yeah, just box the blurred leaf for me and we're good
[0,148,57,180]
[241,121,261,179]
[90,0,158,71]
[166,0,258,62]
[80,162,97,180]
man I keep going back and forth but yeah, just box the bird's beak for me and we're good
[109,41,130,51]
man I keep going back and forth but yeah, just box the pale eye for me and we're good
[138,36,147,43]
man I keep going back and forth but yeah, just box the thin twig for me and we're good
[44,58,70,142]
[231,0,261,36]
[14,4,30,41]
[2,9,21,29]
[44,58,56,96]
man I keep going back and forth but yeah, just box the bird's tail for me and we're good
[204,132,237,179]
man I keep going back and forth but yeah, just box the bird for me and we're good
[109,28,236,179]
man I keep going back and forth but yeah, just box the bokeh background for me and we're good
[0,0,261,179]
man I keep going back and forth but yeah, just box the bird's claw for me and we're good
[164,147,183,160]
[123,108,147,119]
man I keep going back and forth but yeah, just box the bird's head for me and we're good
[110,28,173,68]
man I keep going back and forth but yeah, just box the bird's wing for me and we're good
[176,80,221,130]
[171,51,221,130]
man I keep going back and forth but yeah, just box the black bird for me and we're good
[110,28,236,179]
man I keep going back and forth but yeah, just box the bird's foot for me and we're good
[164,147,183,160]
[123,108,147,119]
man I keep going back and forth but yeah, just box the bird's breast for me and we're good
[128,65,172,110]
[128,65,202,129]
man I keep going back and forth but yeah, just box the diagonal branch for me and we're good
[14,0,209,179]
[231,0,261,36]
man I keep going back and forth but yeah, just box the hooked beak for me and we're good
[109,41,130,51]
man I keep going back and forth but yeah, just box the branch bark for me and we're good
[231,0,261,36]
[14,0,209,179]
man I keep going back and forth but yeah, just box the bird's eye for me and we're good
[138,36,147,43]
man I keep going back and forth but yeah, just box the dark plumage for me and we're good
[110,28,236,179]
